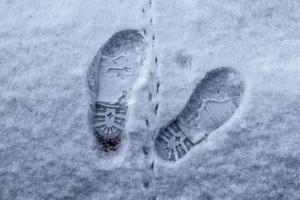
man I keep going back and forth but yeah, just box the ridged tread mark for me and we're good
[203,99,237,127]
[93,103,126,135]
[157,120,193,161]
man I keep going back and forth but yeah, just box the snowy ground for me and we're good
[1,0,300,199]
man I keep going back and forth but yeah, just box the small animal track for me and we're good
[155,67,245,162]
[88,30,145,152]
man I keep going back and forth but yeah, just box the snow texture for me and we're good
[1,0,300,199]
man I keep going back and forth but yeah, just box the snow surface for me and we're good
[1,0,300,199]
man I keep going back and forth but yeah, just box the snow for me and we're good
[1,0,300,199]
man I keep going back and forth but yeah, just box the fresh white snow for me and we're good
[1,0,300,199]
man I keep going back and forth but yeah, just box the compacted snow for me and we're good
[1,0,300,199]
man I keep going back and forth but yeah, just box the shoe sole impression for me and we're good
[90,30,146,153]
[155,67,245,162]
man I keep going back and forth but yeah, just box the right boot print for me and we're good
[155,67,245,162]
